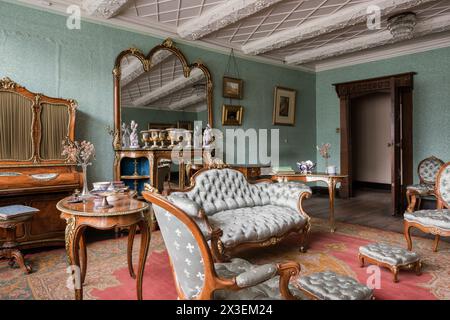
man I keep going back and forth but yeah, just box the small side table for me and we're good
[57,197,150,300]
[0,213,35,274]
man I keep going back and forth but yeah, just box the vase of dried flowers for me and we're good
[62,138,96,197]
[317,143,331,172]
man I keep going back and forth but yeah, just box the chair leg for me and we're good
[299,223,310,253]
[415,261,422,276]
[358,254,365,267]
[392,266,399,283]
[433,235,440,252]
[404,222,413,251]
[406,190,416,213]
[416,197,422,210]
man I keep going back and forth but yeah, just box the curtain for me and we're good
[0,92,33,160]
[40,103,70,160]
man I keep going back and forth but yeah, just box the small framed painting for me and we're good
[223,76,243,99]
[222,105,243,126]
[273,86,296,126]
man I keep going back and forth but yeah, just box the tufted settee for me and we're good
[163,168,312,261]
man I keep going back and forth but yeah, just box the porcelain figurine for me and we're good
[203,124,214,148]
[193,124,202,148]
[129,120,140,149]
[121,122,130,148]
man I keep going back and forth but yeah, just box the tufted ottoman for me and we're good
[296,271,373,300]
[359,243,422,282]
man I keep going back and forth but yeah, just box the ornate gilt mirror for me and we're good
[112,38,213,150]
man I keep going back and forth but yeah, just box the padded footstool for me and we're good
[296,271,373,300]
[359,243,421,283]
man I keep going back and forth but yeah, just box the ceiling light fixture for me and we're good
[387,12,417,40]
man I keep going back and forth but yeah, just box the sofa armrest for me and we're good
[235,263,278,288]
[168,195,201,218]
[268,182,312,217]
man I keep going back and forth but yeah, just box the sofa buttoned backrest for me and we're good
[172,168,271,216]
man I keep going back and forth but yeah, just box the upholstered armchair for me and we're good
[404,162,450,252]
[406,156,444,212]
[166,168,312,261]
[142,190,305,300]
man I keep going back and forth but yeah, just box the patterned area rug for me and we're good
[0,218,448,300]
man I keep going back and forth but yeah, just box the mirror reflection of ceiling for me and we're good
[120,52,207,112]
[23,0,450,71]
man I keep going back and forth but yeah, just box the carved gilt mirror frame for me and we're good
[112,38,214,150]
[0,77,77,166]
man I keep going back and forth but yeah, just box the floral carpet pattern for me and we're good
[0,218,448,300]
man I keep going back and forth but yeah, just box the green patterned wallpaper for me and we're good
[0,1,316,183]
[316,47,450,182]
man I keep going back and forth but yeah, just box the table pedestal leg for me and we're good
[136,219,151,300]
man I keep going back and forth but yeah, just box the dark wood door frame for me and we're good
[334,72,415,215]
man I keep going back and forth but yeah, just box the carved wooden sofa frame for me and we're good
[157,167,312,262]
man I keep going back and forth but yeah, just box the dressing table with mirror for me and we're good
[112,38,213,195]
[0,77,82,249]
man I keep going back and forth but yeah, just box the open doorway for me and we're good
[352,92,392,191]
[334,73,415,215]
[351,92,392,210]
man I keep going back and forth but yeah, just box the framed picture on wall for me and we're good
[273,86,296,126]
[222,105,243,126]
[223,76,243,99]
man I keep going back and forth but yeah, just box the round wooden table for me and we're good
[57,196,150,300]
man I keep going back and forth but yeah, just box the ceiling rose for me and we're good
[387,12,417,40]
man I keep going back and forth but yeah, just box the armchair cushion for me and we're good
[235,263,278,288]
[404,209,450,230]
[406,184,434,196]
[208,205,307,247]
[214,258,307,300]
